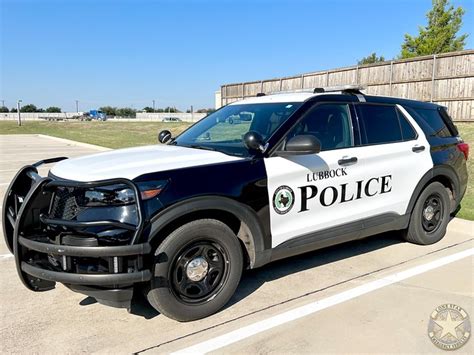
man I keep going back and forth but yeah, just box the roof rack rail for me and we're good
[313,84,366,94]
[252,85,366,98]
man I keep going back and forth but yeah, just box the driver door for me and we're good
[264,102,365,247]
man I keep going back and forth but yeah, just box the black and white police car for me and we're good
[3,85,469,321]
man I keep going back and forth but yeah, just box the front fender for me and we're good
[147,196,271,268]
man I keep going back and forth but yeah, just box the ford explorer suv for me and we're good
[3,85,469,321]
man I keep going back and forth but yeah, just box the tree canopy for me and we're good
[357,53,385,65]
[0,106,9,113]
[45,106,61,113]
[20,104,38,112]
[400,0,468,58]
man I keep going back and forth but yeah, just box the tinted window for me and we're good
[413,108,453,138]
[288,103,353,151]
[397,109,417,141]
[175,102,301,157]
[356,104,402,145]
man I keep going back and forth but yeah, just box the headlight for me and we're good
[81,185,136,207]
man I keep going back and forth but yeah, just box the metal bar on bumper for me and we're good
[21,262,152,286]
[19,236,151,257]
[39,215,137,231]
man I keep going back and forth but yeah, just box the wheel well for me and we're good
[149,209,253,268]
[423,175,456,211]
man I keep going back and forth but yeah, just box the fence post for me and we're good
[389,61,393,96]
[355,65,359,85]
[221,86,226,107]
[431,55,437,102]
[301,74,304,89]
[260,80,263,94]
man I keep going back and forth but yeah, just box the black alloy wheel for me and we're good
[403,182,450,245]
[421,193,444,233]
[147,219,243,321]
[170,240,229,304]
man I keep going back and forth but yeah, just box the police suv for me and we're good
[3,85,469,321]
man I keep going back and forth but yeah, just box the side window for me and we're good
[412,108,453,138]
[288,103,353,151]
[356,104,403,145]
[397,109,417,141]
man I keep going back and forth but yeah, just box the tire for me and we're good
[147,219,243,321]
[403,182,450,245]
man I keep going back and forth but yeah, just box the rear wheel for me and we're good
[403,182,450,245]
[147,219,243,321]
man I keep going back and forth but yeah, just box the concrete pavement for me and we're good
[0,134,472,354]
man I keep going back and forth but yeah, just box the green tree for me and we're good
[45,106,61,113]
[400,0,468,58]
[163,106,180,113]
[142,106,155,113]
[116,107,136,118]
[358,53,386,65]
[10,107,17,113]
[196,108,216,113]
[99,106,117,116]
[20,104,38,112]
[0,106,8,113]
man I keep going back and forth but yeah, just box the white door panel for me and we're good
[265,104,433,248]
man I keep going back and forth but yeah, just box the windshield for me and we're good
[174,102,302,156]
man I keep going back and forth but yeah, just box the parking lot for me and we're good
[0,134,473,354]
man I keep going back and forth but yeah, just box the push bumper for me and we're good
[2,158,152,308]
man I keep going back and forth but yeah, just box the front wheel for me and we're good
[403,182,450,245]
[147,219,243,321]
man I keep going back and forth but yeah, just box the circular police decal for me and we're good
[428,304,471,351]
[273,186,295,215]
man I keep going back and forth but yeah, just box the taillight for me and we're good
[457,143,469,160]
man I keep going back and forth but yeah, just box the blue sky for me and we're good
[1,0,473,111]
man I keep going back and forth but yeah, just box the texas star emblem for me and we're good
[273,186,295,215]
[428,304,471,350]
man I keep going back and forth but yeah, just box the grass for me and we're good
[0,120,192,149]
[456,123,473,220]
[1,120,473,220]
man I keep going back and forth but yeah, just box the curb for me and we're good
[37,134,111,151]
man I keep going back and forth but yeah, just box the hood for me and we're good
[50,144,243,182]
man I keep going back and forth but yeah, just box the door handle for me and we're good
[338,156,358,166]
[412,145,425,153]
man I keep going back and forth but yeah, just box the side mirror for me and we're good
[279,135,321,156]
[158,130,172,144]
[243,131,266,152]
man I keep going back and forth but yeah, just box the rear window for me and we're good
[412,108,454,138]
[356,104,402,145]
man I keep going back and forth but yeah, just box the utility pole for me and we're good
[1,100,4,107]
[17,100,22,126]
[75,100,79,113]
[152,100,155,112]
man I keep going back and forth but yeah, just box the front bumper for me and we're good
[2,158,152,307]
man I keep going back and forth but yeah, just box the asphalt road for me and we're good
[0,134,473,354]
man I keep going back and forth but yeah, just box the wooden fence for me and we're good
[219,49,474,122]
